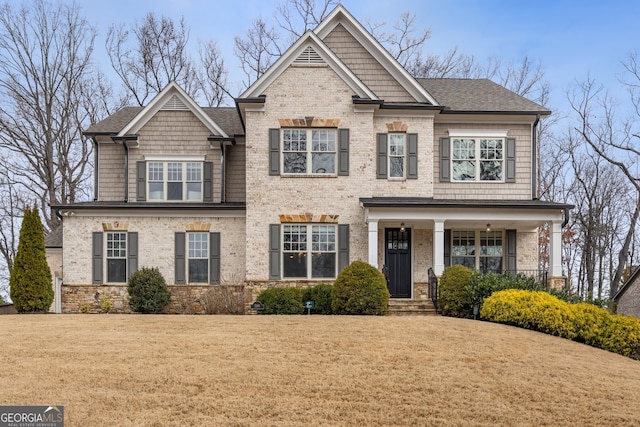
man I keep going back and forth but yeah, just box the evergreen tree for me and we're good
[9,205,53,312]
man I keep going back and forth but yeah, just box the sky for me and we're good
[76,0,640,116]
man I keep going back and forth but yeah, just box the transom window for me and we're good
[388,134,405,178]
[282,129,336,174]
[452,138,504,181]
[282,224,336,278]
[452,230,503,273]
[106,232,127,283]
[188,232,209,283]
[148,161,202,201]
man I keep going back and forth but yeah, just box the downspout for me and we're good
[220,142,226,203]
[92,137,99,201]
[123,139,129,203]
[532,114,540,200]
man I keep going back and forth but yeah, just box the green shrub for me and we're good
[127,267,171,313]
[481,289,640,360]
[302,283,333,314]
[465,271,544,315]
[481,289,577,339]
[257,287,304,314]
[331,260,389,315]
[438,265,474,317]
[100,295,112,313]
[10,205,53,313]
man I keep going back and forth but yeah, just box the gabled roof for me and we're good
[45,224,63,248]
[85,107,244,137]
[314,5,438,105]
[613,266,640,302]
[116,82,229,138]
[419,78,550,114]
[239,30,377,100]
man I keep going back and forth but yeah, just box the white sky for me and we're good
[79,0,640,115]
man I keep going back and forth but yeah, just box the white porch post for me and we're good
[549,220,563,277]
[434,220,445,275]
[368,220,379,269]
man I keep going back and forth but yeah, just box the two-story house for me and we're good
[48,5,571,313]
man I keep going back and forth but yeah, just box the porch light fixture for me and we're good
[486,223,491,232]
[400,222,405,232]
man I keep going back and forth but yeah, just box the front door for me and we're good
[385,228,411,298]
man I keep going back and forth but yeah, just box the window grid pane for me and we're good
[167,163,182,181]
[106,232,127,258]
[283,129,336,174]
[188,233,209,258]
[451,137,506,182]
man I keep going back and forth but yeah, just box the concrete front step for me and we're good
[388,299,438,316]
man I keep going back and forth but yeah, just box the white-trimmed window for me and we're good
[388,133,405,178]
[188,232,209,283]
[452,137,504,182]
[282,129,336,174]
[282,224,336,278]
[452,230,503,273]
[106,232,127,283]
[147,161,203,201]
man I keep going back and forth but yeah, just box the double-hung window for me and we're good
[106,232,127,283]
[282,224,336,278]
[147,161,203,201]
[442,131,514,183]
[188,232,209,283]
[451,230,503,273]
[282,129,336,174]
[388,134,406,178]
[452,138,504,181]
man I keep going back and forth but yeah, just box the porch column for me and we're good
[433,220,445,275]
[549,220,563,277]
[368,220,379,269]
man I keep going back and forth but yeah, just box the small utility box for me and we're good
[305,300,314,315]
[250,301,265,314]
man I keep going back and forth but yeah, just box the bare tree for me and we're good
[107,12,231,106]
[197,39,233,107]
[0,0,107,297]
[566,67,640,297]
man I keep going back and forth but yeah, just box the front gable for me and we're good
[119,81,229,139]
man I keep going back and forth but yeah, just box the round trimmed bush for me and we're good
[127,267,171,313]
[257,287,304,314]
[331,260,389,315]
[302,283,333,314]
[438,265,474,317]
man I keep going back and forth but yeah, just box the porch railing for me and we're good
[503,269,548,286]
[428,267,439,312]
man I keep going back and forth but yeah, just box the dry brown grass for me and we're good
[2,314,640,426]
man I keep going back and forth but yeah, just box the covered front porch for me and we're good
[360,197,572,299]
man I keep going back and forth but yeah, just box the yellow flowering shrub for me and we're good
[481,289,640,360]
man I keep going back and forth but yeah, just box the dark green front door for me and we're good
[385,228,411,298]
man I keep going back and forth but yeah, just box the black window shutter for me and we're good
[444,229,452,268]
[407,133,418,179]
[203,161,213,202]
[269,224,280,280]
[440,138,450,182]
[376,133,388,179]
[127,232,138,279]
[210,232,221,284]
[338,128,349,176]
[506,138,516,183]
[136,161,146,201]
[506,229,517,273]
[338,224,350,273]
[269,128,280,176]
[175,232,186,284]
[92,232,103,284]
